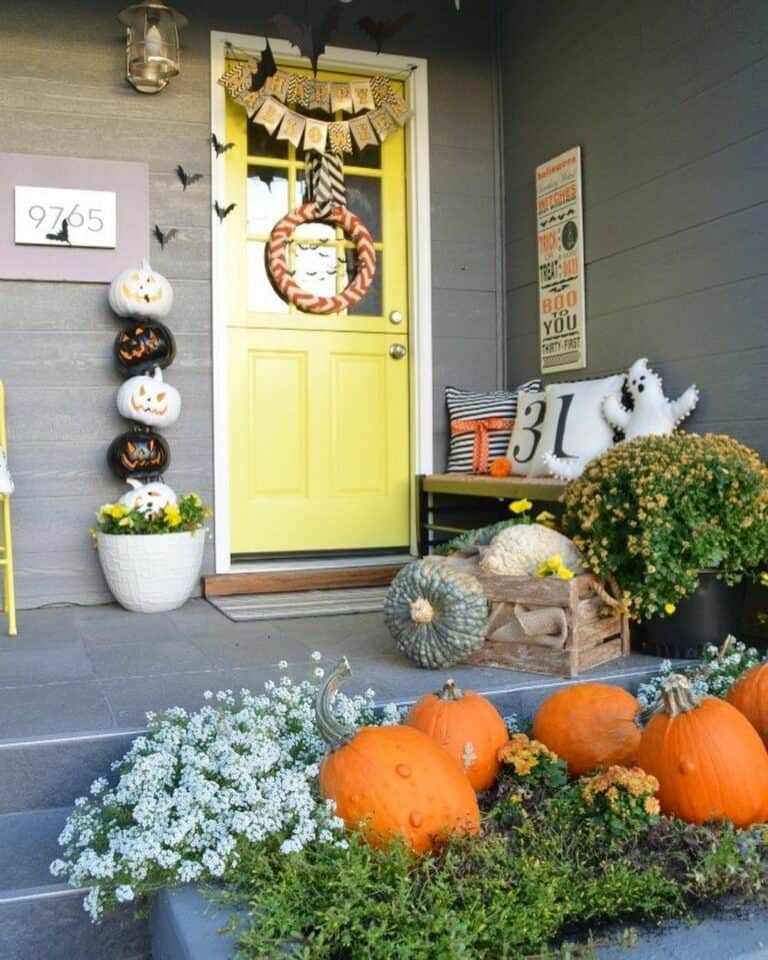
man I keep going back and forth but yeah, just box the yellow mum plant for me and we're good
[561,433,768,621]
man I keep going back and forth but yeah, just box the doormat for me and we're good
[206,587,388,622]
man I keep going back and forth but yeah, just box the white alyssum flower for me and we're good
[52,659,396,921]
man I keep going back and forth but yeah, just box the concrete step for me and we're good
[0,806,150,960]
[0,729,140,815]
[0,888,150,960]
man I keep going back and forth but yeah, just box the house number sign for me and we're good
[535,147,587,374]
[14,185,117,249]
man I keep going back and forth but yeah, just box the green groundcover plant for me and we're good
[226,771,768,960]
[560,433,768,621]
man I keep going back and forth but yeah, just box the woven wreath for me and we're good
[267,203,377,315]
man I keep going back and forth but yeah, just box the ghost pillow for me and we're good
[507,391,547,476]
[536,374,625,480]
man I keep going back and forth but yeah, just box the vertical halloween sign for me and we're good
[536,147,586,374]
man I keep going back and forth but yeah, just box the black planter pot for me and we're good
[632,572,746,660]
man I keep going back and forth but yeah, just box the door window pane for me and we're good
[344,175,382,241]
[247,119,288,159]
[348,137,381,170]
[247,242,289,313]
[347,250,383,316]
[247,166,289,236]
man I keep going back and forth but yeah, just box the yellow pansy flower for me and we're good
[509,498,533,514]
[535,510,557,528]
[164,504,182,527]
[664,603,677,615]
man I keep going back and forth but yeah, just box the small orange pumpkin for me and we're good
[317,659,480,853]
[489,457,512,478]
[726,663,768,748]
[532,683,641,777]
[405,679,509,791]
[639,673,768,827]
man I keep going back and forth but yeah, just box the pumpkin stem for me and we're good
[410,597,435,624]
[658,673,701,718]
[315,657,356,751]
[439,678,463,701]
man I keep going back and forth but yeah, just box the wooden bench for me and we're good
[417,473,567,555]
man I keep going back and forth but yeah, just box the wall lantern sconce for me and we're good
[118,1,188,94]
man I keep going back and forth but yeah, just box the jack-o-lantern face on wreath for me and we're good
[116,367,182,429]
[114,322,176,377]
[107,428,170,480]
[118,478,177,518]
[108,260,174,320]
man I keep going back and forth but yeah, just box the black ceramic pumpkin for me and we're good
[113,322,177,377]
[107,428,170,480]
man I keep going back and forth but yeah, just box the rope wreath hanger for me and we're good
[267,203,376,315]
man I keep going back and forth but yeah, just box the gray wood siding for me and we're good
[0,0,502,607]
[500,0,768,454]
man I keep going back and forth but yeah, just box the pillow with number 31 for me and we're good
[508,375,625,479]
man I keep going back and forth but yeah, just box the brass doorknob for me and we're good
[389,344,407,360]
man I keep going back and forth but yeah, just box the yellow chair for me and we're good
[0,381,17,636]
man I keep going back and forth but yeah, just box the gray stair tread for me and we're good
[0,806,72,896]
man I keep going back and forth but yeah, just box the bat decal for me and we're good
[214,201,236,222]
[153,225,178,249]
[210,133,235,156]
[46,219,70,244]
[175,164,203,190]
[357,14,414,54]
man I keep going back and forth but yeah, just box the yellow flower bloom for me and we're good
[102,503,128,520]
[509,498,533,514]
[644,796,661,816]
[118,516,133,528]
[664,603,677,615]
[164,504,182,527]
[535,554,575,580]
[535,510,557,528]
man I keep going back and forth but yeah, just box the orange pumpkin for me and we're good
[726,663,768,748]
[489,457,512,478]
[405,679,509,791]
[532,683,641,777]
[317,659,480,853]
[639,673,768,828]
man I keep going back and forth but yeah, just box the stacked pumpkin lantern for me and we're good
[107,260,179,487]
[96,260,205,613]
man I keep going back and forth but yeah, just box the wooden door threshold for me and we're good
[203,564,406,598]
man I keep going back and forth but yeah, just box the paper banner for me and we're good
[370,76,394,106]
[264,72,290,103]
[369,106,399,142]
[304,117,329,154]
[385,99,411,127]
[330,82,354,113]
[348,114,378,151]
[310,81,332,113]
[255,97,287,135]
[328,121,353,155]
[242,91,267,118]
[350,79,376,113]
[277,111,306,148]
[219,62,252,97]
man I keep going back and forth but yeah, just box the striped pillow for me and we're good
[446,380,542,474]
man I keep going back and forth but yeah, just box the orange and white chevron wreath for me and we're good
[267,203,377,315]
[450,417,515,473]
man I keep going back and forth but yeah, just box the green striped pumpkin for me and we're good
[384,559,488,668]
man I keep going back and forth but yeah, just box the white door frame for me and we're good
[210,31,432,574]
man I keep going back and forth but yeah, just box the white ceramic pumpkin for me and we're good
[116,366,182,428]
[108,259,174,319]
[118,478,178,517]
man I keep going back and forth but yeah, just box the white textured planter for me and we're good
[97,530,207,613]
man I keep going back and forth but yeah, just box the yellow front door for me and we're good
[225,67,411,556]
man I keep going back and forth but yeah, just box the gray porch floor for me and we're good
[0,599,669,742]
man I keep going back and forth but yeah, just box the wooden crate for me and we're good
[462,572,629,678]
